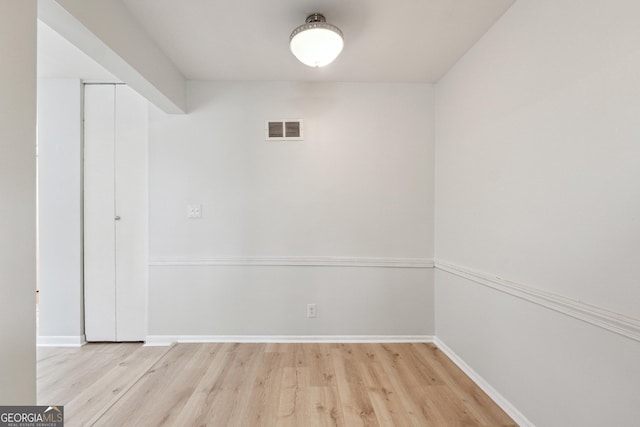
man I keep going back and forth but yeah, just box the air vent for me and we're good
[265,120,303,141]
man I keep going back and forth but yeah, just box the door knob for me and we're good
[114,215,121,221]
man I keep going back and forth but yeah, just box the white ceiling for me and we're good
[120,0,514,82]
[38,0,514,83]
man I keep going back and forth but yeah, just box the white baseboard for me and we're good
[434,337,534,427]
[145,335,434,346]
[37,335,87,347]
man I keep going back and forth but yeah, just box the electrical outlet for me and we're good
[187,204,202,219]
[307,303,316,318]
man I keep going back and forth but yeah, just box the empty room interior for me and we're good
[1,0,640,426]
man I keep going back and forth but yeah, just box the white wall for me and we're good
[148,81,435,337]
[0,0,37,404]
[434,0,640,425]
[39,0,186,113]
[37,78,84,343]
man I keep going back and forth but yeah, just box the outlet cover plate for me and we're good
[187,204,202,219]
[307,303,316,318]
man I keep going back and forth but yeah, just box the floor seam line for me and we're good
[86,343,176,426]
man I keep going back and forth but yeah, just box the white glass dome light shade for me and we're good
[290,14,344,68]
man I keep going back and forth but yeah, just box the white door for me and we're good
[84,84,148,342]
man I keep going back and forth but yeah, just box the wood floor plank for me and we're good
[332,350,379,426]
[37,343,140,405]
[173,346,235,426]
[421,384,486,427]
[65,345,171,427]
[372,344,446,426]
[412,343,517,426]
[37,344,140,404]
[358,361,419,426]
[276,366,311,427]
[305,344,337,387]
[93,343,213,426]
[237,351,284,426]
[203,344,265,427]
[395,343,445,386]
[307,386,344,427]
[37,342,518,426]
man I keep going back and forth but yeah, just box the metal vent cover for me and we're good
[265,120,303,140]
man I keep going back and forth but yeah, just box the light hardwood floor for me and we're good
[38,342,517,426]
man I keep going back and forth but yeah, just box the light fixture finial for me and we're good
[306,13,326,24]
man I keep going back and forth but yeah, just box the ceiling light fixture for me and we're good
[290,13,344,68]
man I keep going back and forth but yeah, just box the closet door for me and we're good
[84,85,117,341]
[84,84,147,342]
[114,86,148,341]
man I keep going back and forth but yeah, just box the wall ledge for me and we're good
[435,259,640,343]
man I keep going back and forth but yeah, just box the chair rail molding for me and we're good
[435,259,640,343]
[149,256,434,269]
